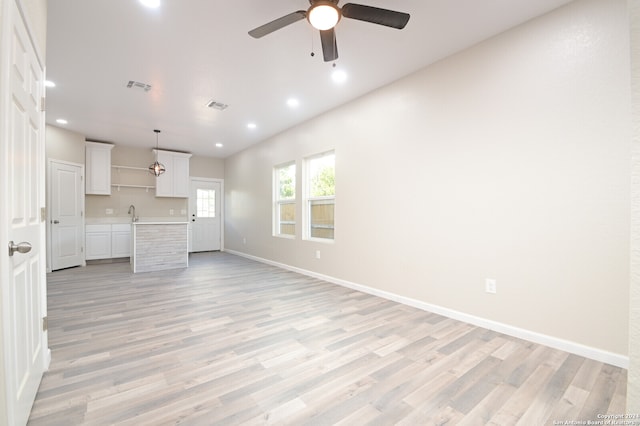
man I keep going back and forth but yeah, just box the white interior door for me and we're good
[0,0,49,424]
[189,178,222,252]
[50,160,84,270]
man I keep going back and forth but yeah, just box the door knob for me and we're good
[52,220,60,224]
[8,241,32,256]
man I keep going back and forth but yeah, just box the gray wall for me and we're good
[46,125,84,164]
[224,0,631,361]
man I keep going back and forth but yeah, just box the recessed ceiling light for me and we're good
[332,69,348,84]
[44,80,56,88]
[215,143,224,148]
[139,0,160,8]
[247,123,257,129]
[287,98,300,108]
[56,119,68,125]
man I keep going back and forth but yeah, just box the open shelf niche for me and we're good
[111,165,156,192]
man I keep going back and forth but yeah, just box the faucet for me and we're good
[128,205,138,222]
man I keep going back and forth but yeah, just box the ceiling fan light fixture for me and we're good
[308,2,341,30]
[149,129,166,177]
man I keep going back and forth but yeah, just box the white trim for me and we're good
[225,249,629,369]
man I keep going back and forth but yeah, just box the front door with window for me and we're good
[189,178,222,252]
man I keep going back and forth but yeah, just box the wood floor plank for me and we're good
[29,252,627,425]
[546,384,591,424]
[516,354,584,424]
[577,364,623,420]
[492,363,557,424]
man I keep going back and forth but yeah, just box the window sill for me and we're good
[304,237,335,244]
[273,234,296,240]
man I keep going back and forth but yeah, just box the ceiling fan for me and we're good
[248,0,410,62]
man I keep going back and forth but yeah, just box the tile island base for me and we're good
[131,222,188,273]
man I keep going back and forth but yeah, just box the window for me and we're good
[305,151,335,240]
[196,188,216,218]
[274,162,296,237]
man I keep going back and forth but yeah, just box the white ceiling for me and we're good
[45,0,573,158]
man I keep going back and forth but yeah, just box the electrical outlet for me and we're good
[243,237,247,245]
[105,208,114,215]
[169,209,174,215]
[485,279,497,294]
[315,250,321,259]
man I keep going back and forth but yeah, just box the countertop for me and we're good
[86,217,188,225]
[132,221,189,225]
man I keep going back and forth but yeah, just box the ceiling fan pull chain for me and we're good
[310,25,316,57]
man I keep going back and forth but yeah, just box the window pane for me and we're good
[196,188,216,218]
[309,153,335,197]
[274,162,296,237]
[278,164,295,200]
[279,202,295,236]
[310,200,334,239]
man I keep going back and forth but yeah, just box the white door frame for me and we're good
[189,177,224,252]
[47,158,85,272]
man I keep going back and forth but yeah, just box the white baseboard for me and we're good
[225,249,629,369]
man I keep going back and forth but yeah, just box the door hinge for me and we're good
[41,96,45,112]
[41,207,46,222]
[81,246,84,253]
[42,316,48,331]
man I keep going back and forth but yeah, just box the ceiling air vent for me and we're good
[206,100,229,111]
[126,80,152,92]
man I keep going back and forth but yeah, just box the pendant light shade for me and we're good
[149,129,166,176]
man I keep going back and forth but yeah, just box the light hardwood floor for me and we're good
[29,252,626,425]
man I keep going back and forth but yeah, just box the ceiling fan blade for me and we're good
[320,28,338,62]
[342,3,410,29]
[248,10,306,38]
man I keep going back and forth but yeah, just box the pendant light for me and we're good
[149,129,166,176]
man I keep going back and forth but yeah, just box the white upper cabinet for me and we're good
[154,149,192,198]
[85,142,114,195]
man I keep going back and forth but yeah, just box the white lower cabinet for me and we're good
[85,225,111,260]
[111,224,131,258]
[86,224,131,260]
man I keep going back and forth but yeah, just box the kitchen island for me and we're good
[131,222,188,273]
